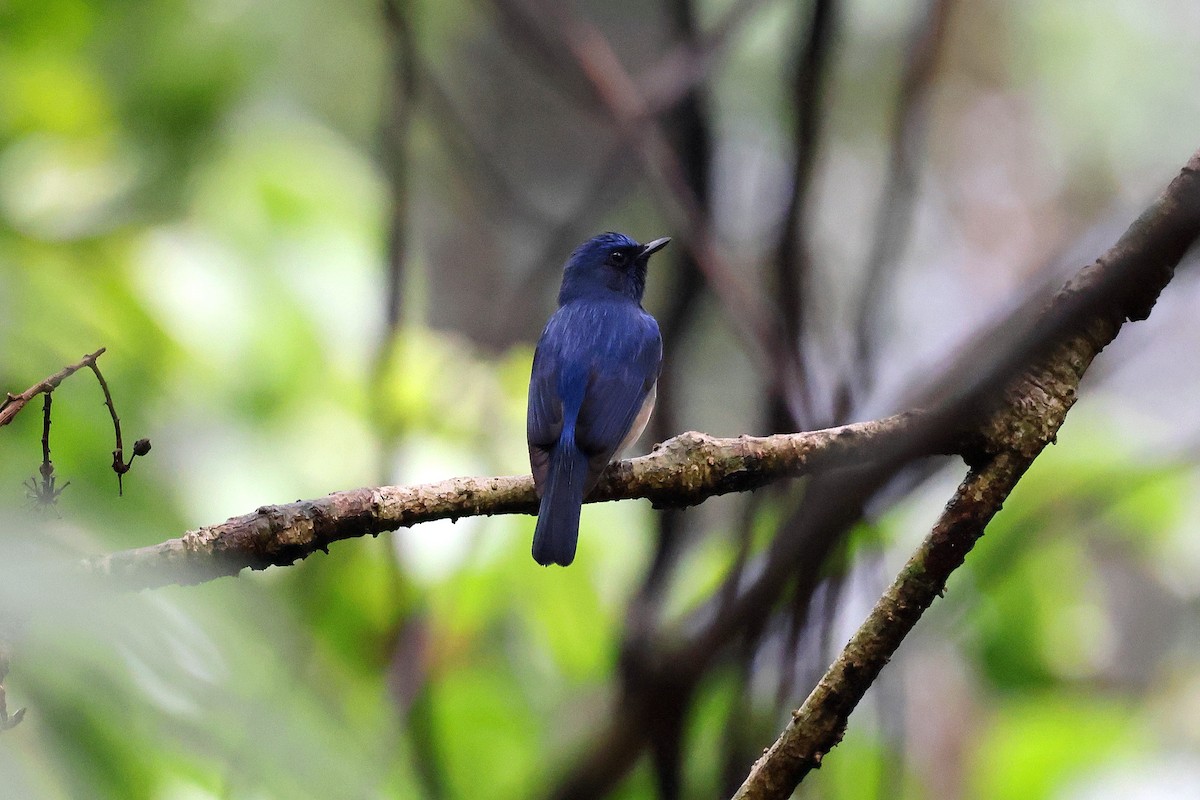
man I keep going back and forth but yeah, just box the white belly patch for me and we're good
[617,382,656,454]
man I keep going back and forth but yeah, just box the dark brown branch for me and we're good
[372,0,421,485]
[733,453,1030,798]
[628,3,715,795]
[83,413,929,590]
[40,392,52,467]
[852,0,956,380]
[637,0,714,602]
[733,147,1200,799]
[772,0,838,429]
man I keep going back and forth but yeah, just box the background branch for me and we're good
[852,0,957,383]
[734,146,1200,799]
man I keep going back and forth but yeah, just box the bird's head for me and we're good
[559,232,671,304]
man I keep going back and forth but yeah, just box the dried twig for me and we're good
[85,359,150,495]
[0,347,106,428]
[1,348,150,496]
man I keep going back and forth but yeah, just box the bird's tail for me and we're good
[532,432,589,567]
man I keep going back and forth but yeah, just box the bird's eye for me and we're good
[608,250,629,267]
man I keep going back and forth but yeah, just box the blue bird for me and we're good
[527,232,671,566]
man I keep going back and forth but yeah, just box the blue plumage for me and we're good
[527,232,670,566]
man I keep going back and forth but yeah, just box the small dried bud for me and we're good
[133,438,152,457]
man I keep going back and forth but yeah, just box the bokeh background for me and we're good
[2,0,1200,797]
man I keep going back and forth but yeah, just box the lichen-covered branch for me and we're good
[84,413,929,589]
[733,454,1029,798]
[733,147,1200,799]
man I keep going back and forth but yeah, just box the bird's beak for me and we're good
[640,237,671,257]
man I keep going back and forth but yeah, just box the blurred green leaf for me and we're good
[968,695,1148,800]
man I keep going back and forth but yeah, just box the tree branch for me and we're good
[733,146,1200,799]
[0,348,106,428]
[732,453,1029,798]
[83,413,931,589]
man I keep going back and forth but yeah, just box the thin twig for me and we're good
[26,392,69,506]
[0,347,106,428]
[86,359,150,495]
[419,67,574,229]
[499,145,636,315]
[40,392,52,468]
[0,347,149,495]
[379,0,419,344]
[481,0,600,109]
[86,359,127,490]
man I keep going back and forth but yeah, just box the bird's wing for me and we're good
[526,336,563,495]
[575,314,663,488]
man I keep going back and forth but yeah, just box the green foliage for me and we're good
[967,696,1148,800]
